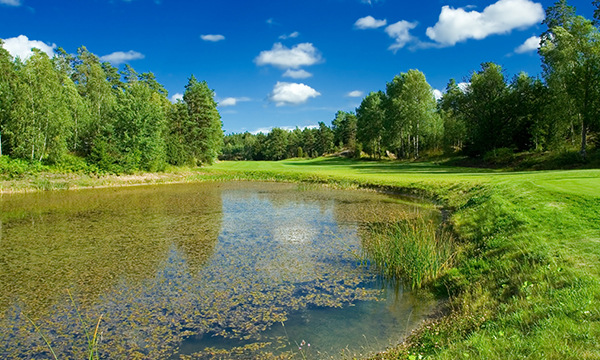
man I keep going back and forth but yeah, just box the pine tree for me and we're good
[183,76,223,165]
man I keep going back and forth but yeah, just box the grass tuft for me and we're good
[361,216,455,289]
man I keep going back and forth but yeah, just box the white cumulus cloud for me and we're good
[347,90,364,97]
[433,89,443,100]
[219,97,250,107]
[267,82,321,106]
[279,31,300,40]
[514,35,540,53]
[425,0,545,47]
[201,34,225,42]
[1,35,56,60]
[385,20,419,51]
[99,50,145,65]
[458,82,470,92]
[283,69,313,79]
[170,93,183,103]
[0,0,21,6]
[255,43,322,69]
[354,16,387,29]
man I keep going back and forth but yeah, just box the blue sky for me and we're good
[0,0,595,134]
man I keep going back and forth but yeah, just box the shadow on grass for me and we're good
[284,157,496,175]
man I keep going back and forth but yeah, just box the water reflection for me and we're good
[0,182,436,359]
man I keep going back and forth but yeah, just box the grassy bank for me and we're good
[206,158,600,359]
[2,157,599,359]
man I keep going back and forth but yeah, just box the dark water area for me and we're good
[0,182,437,359]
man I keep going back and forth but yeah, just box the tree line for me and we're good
[222,0,599,162]
[0,44,223,173]
[1,0,597,169]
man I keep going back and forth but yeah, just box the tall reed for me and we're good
[361,215,454,289]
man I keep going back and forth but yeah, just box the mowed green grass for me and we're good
[209,157,600,359]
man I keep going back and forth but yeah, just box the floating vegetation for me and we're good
[0,182,438,359]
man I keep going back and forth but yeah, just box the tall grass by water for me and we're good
[361,216,454,289]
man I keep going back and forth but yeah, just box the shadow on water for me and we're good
[0,182,438,359]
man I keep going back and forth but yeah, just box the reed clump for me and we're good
[361,215,454,289]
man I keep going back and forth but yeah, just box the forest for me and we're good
[222,0,600,164]
[0,44,223,174]
[0,0,599,171]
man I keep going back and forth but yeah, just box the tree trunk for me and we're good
[416,123,420,159]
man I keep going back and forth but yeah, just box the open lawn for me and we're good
[209,158,600,359]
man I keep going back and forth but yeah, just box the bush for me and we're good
[51,154,99,174]
[0,156,47,178]
[483,147,514,164]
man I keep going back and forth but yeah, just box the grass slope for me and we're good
[209,158,600,359]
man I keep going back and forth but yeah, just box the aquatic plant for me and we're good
[23,289,103,360]
[2,182,431,359]
[361,215,455,289]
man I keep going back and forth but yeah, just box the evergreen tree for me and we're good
[316,121,334,156]
[331,111,357,148]
[439,79,467,153]
[166,100,192,165]
[462,62,511,156]
[265,127,289,160]
[183,75,223,165]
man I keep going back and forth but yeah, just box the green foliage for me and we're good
[73,47,117,156]
[439,79,468,154]
[357,91,386,158]
[462,63,511,156]
[0,43,223,174]
[316,121,334,155]
[183,76,223,165]
[265,127,289,160]
[540,11,600,157]
[483,148,515,165]
[51,154,98,174]
[354,142,363,159]
[111,81,167,172]
[0,39,16,157]
[383,69,441,158]
[331,110,358,148]
[0,155,47,178]
[6,49,72,163]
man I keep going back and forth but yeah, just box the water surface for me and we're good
[0,182,437,359]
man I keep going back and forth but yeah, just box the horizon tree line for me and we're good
[1,0,598,169]
[223,0,599,162]
[0,44,223,172]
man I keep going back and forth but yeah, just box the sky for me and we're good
[0,0,596,134]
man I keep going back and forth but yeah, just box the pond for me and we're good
[0,181,438,359]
